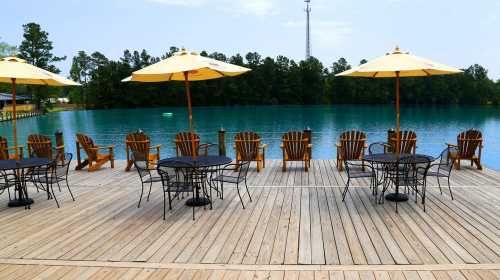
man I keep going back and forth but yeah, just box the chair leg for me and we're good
[220,181,224,200]
[168,188,172,210]
[245,179,252,202]
[66,178,75,201]
[50,183,60,208]
[147,181,153,202]
[437,176,443,195]
[342,178,350,202]
[282,160,286,172]
[236,184,245,209]
[163,189,166,220]
[138,182,144,208]
[448,177,454,200]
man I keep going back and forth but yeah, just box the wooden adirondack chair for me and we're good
[447,129,483,170]
[234,132,267,172]
[174,132,212,157]
[336,130,367,171]
[0,136,23,160]
[75,133,114,172]
[125,131,161,171]
[389,130,417,154]
[27,134,57,159]
[281,131,312,172]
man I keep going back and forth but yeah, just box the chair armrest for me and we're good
[446,143,457,147]
[307,144,313,148]
[260,143,268,149]
[335,143,342,148]
[149,144,162,149]
[90,145,114,151]
[280,144,284,149]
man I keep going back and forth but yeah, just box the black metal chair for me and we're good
[382,156,431,212]
[368,142,392,187]
[157,162,196,220]
[29,152,75,208]
[342,157,376,202]
[132,151,162,208]
[425,146,457,200]
[0,171,15,201]
[368,142,391,155]
[210,161,252,209]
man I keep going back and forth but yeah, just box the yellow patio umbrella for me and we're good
[123,48,251,130]
[336,46,462,154]
[123,48,251,156]
[0,56,80,159]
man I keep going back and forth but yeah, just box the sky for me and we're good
[2,0,500,80]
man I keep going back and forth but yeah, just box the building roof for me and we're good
[0,93,31,101]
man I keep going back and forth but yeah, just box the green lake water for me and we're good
[1,105,499,170]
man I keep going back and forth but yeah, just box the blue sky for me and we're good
[2,0,500,79]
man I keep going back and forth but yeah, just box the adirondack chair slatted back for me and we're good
[0,136,8,160]
[126,132,151,157]
[283,131,308,160]
[235,132,260,161]
[340,130,366,160]
[175,132,200,157]
[27,134,52,159]
[390,130,417,154]
[76,133,97,160]
[457,129,482,158]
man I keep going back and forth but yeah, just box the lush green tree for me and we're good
[0,37,16,57]
[18,22,66,73]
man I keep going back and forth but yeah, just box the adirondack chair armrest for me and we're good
[200,143,216,149]
[280,144,284,149]
[149,144,162,149]
[307,144,313,148]
[5,145,24,151]
[335,143,342,148]
[90,145,114,151]
[260,143,268,150]
[446,143,457,147]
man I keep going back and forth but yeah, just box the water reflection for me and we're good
[1,105,499,169]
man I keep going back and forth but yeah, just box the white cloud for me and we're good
[146,0,277,16]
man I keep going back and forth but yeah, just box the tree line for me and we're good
[2,23,500,109]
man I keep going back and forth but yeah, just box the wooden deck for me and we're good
[0,160,499,279]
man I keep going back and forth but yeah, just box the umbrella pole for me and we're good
[184,71,196,158]
[11,78,18,160]
[395,71,400,156]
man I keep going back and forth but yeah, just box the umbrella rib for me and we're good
[422,69,431,76]
[212,69,227,78]
[372,72,379,78]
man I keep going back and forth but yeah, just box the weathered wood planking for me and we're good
[0,159,498,279]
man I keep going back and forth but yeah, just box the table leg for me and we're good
[8,169,34,208]
[186,169,210,207]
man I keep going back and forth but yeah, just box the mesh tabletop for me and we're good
[158,156,232,168]
[0,158,54,171]
[364,153,434,164]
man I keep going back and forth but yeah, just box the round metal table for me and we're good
[157,156,232,207]
[364,153,434,202]
[0,158,54,207]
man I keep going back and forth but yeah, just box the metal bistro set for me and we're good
[0,133,75,209]
[336,129,483,212]
[117,131,253,221]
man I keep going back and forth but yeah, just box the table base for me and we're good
[186,197,211,207]
[385,193,409,202]
[8,198,34,207]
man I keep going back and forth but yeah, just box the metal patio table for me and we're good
[0,157,54,208]
[364,153,434,202]
[157,156,232,207]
